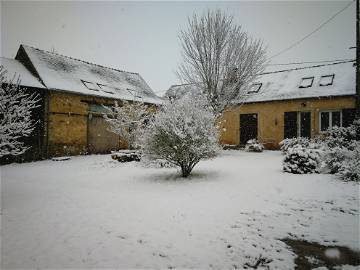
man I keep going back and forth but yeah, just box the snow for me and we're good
[164,83,201,99]
[166,61,355,104]
[1,150,359,269]
[20,45,162,104]
[324,248,341,259]
[242,61,355,103]
[0,57,45,88]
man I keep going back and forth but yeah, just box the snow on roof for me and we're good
[164,83,202,99]
[0,57,45,88]
[165,61,355,104]
[20,45,162,104]
[242,61,356,103]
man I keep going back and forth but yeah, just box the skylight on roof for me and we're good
[247,83,262,94]
[97,83,114,94]
[319,74,334,86]
[81,80,99,91]
[299,77,314,88]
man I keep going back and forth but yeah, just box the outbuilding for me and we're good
[0,45,162,161]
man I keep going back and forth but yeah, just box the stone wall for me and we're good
[220,96,356,149]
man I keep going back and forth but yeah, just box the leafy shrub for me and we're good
[245,139,264,152]
[283,147,321,174]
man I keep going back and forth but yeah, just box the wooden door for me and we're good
[240,113,258,145]
[88,115,119,154]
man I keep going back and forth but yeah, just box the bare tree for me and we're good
[178,9,267,114]
[0,66,39,157]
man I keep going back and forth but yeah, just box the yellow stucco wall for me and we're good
[47,91,118,156]
[220,96,356,149]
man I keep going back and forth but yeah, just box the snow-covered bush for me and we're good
[245,139,264,152]
[111,150,141,163]
[322,123,358,149]
[279,137,310,153]
[283,147,321,174]
[321,120,360,178]
[0,66,39,157]
[103,100,151,149]
[337,142,360,182]
[323,147,348,174]
[141,92,220,177]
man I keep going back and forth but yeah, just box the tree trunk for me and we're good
[181,164,192,178]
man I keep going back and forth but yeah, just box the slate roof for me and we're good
[242,60,356,103]
[164,61,356,104]
[0,57,45,88]
[16,45,162,104]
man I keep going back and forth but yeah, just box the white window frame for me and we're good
[319,110,342,132]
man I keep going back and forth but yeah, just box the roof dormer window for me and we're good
[319,74,334,86]
[247,83,262,94]
[81,80,99,91]
[299,77,314,88]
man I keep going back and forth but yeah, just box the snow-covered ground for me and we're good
[1,151,359,269]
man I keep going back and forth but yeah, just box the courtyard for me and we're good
[1,150,359,269]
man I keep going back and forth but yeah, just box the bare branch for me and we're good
[177,9,267,114]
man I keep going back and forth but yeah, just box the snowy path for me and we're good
[1,151,359,269]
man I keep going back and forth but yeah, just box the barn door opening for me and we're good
[88,113,120,154]
[240,113,258,145]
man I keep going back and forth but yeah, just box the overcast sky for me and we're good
[1,1,356,95]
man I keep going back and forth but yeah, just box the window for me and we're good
[319,111,342,132]
[319,74,334,86]
[97,83,105,89]
[284,111,311,139]
[247,83,262,94]
[97,83,114,94]
[299,77,314,88]
[127,88,142,99]
[81,80,99,91]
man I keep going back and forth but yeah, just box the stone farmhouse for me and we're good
[166,61,357,149]
[0,45,162,161]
